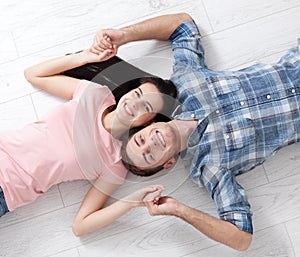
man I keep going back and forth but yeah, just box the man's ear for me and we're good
[163,157,176,170]
[143,119,155,127]
[142,121,152,127]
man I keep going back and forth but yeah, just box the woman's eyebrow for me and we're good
[146,101,153,111]
[138,87,143,96]
[139,87,154,112]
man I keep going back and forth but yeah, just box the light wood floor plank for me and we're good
[202,0,300,32]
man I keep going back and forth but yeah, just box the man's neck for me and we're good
[169,119,198,152]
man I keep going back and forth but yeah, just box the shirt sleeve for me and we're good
[169,19,207,72]
[99,163,128,185]
[72,80,89,99]
[73,80,104,99]
[201,166,253,234]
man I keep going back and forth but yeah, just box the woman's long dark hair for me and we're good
[62,56,178,121]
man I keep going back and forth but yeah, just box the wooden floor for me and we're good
[1,0,300,256]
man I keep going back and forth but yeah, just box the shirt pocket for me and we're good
[223,118,255,151]
[206,76,241,97]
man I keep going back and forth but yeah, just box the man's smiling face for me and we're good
[125,122,180,170]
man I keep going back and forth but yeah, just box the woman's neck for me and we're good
[102,109,129,139]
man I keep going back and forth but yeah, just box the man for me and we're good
[91,13,300,251]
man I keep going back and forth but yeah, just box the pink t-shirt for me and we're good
[0,80,127,211]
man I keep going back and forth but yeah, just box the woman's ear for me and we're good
[163,157,176,170]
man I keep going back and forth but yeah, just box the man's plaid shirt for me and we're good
[170,20,300,233]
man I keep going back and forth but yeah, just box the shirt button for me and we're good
[240,101,245,106]
[225,134,230,139]
[191,113,195,118]
[266,94,271,99]
[292,88,296,93]
[215,110,220,114]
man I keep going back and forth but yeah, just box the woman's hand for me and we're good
[80,47,117,64]
[122,184,165,208]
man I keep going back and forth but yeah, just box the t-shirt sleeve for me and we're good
[73,80,104,99]
[169,19,207,71]
[99,163,128,185]
[201,166,253,234]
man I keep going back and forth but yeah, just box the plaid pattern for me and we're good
[169,20,300,233]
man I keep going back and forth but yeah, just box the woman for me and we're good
[0,44,176,236]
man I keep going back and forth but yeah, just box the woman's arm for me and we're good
[24,48,115,100]
[72,178,164,236]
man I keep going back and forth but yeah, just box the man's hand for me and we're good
[143,195,180,216]
[90,29,124,55]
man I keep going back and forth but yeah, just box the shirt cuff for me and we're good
[169,19,200,42]
[220,211,253,234]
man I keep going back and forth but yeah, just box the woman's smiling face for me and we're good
[116,82,164,127]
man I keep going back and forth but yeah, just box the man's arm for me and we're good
[91,13,192,54]
[143,195,252,251]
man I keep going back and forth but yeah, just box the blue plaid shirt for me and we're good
[169,20,300,233]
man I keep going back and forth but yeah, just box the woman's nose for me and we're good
[133,99,143,109]
[134,102,147,117]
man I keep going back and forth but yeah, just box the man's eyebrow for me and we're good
[134,135,140,147]
[143,153,151,165]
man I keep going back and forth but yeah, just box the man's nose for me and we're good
[141,143,151,154]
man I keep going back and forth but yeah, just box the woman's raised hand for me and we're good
[80,47,117,63]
